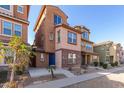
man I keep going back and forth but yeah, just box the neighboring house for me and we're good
[94,41,123,64]
[119,47,124,63]
[32,5,99,68]
[0,5,30,64]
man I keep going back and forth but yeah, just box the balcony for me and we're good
[81,46,93,53]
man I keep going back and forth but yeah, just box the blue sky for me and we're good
[28,5,124,47]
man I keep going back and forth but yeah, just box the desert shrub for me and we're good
[3,81,17,88]
[93,62,99,67]
[15,65,25,75]
[115,61,118,66]
[110,63,115,67]
[102,63,108,69]
[100,62,103,66]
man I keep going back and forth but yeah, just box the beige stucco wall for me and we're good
[55,50,62,68]
[55,27,81,51]
[110,45,119,62]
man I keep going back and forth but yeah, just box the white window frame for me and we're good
[54,15,62,25]
[17,5,24,14]
[14,23,22,37]
[49,32,54,41]
[40,53,44,62]
[68,32,77,44]
[2,20,12,37]
[68,53,76,64]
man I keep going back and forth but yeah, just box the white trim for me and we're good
[2,20,12,37]
[0,12,29,24]
[0,5,11,12]
[17,5,24,14]
[14,23,22,37]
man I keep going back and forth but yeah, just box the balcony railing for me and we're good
[81,46,93,52]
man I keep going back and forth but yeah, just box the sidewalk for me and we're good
[29,68,75,78]
[26,66,124,88]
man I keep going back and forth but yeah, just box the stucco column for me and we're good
[97,56,100,63]
[85,55,87,65]
[90,55,92,64]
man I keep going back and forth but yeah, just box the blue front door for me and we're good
[49,53,55,66]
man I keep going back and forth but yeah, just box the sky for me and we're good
[28,5,124,47]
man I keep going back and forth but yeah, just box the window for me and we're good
[0,5,10,10]
[17,5,23,13]
[81,41,84,47]
[14,24,22,37]
[106,56,110,61]
[68,53,76,64]
[57,30,61,43]
[86,43,92,51]
[68,32,77,44]
[3,21,12,36]
[54,15,62,25]
[40,53,44,62]
[82,32,89,40]
[49,32,54,40]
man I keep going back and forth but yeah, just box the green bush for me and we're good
[115,61,118,66]
[15,65,25,75]
[100,62,103,66]
[93,62,99,67]
[0,70,8,83]
[102,63,108,69]
[110,63,115,67]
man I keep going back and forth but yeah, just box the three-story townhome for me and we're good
[32,5,99,68]
[0,5,30,65]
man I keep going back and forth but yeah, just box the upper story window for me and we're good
[2,21,12,36]
[14,24,22,37]
[81,41,84,47]
[54,15,62,25]
[82,32,89,40]
[68,32,77,44]
[57,30,61,43]
[49,32,54,41]
[0,5,10,10]
[86,43,92,51]
[17,5,24,13]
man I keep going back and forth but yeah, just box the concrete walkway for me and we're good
[26,66,124,88]
[29,68,75,78]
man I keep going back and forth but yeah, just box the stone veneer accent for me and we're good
[61,49,81,68]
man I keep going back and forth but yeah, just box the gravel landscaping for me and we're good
[66,70,124,88]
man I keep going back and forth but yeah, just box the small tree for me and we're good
[48,65,56,79]
[2,36,32,87]
[0,42,6,63]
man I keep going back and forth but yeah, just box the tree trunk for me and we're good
[10,67,14,82]
[10,52,16,82]
[51,68,55,78]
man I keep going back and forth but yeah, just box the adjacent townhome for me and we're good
[94,41,123,64]
[119,47,124,64]
[0,5,30,65]
[32,5,99,68]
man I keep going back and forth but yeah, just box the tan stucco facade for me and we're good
[33,5,99,68]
